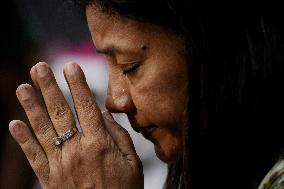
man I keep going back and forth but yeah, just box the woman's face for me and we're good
[86,5,189,163]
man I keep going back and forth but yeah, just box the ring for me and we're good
[53,127,77,146]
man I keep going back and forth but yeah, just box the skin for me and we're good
[86,5,189,162]
[9,4,189,188]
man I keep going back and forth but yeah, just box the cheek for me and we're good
[130,58,188,127]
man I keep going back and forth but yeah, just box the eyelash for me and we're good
[122,63,141,76]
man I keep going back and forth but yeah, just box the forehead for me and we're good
[86,5,145,40]
[86,5,164,49]
[85,4,186,58]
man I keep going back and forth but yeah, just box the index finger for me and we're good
[63,62,106,138]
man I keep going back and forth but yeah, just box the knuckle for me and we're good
[69,77,86,86]
[21,139,44,165]
[133,158,143,172]
[99,135,113,152]
[30,147,44,164]
[21,97,38,112]
[50,102,72,119]
[115,126,131,140]
[24,100,36,111]
[90,122,105,135]
[77,98,97,114]
[34,121,53,138]
[40,76,54,88]
[97,142,109,153]
[120,132,131,143]
[118,126,130,136]
[87,138,109,155]
[21,135,33,148]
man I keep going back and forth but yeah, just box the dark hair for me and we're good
[67,0,284,188]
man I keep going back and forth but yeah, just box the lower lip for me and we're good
[141,127,157,140]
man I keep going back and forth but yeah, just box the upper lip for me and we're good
[127,116,157,133]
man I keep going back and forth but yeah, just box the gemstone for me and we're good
[53,137,62,145]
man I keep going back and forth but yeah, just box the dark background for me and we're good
[0,0,90,188]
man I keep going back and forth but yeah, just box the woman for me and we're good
[9,0,284,188]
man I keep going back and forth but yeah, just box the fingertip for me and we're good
[16,83,34,101]
[9,120,20,131]
[64,61,78,68]
[63,62,86,81]
[9,120,29,143]
[30,65,39,88]
[102,110,116,123]
[63,62,79,75]
[9,120,26,131]
[16,83,33,92]
[36,62,49,67]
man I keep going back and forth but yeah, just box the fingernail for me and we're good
[103,111,115,123]
[36,62,48,78]
[18,86,31,100]
[9,120,26,143]
[65,63,77,76]
[9,120,22,134]
[114,96,128,107]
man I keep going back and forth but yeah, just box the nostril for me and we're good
[105,95,115,111]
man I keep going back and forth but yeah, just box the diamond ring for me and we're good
[53,127,77,146]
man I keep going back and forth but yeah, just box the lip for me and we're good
[128,117,158,140]
[134,125,157,140]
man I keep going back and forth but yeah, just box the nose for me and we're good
[105,84,136,113]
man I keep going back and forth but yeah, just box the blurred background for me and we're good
[0,0,167,188]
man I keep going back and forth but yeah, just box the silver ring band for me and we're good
[53,128,77,146]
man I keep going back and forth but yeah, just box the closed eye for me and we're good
[122,63,141,76]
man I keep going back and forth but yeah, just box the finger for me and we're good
[31,62,78,138]
[63,62,105,137]
[30,66,39,88]
[16,84,58,154]
[9,120,50,186]
[102,111,138,160]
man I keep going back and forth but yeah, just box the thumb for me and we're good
[102,111,138,158]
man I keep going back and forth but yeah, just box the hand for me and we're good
[9,62,143,189]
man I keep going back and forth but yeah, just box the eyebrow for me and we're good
[96,45,148,56]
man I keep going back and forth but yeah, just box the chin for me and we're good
[140,126,182,163]
[153,140,181,163]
